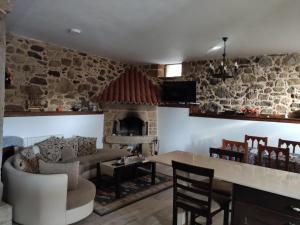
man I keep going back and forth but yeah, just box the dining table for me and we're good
[149,150,300,225]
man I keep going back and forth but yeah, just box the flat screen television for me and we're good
[161,81,196,103]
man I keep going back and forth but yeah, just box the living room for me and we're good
[1,1,300,225]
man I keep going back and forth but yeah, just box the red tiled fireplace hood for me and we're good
[96,68,161,105]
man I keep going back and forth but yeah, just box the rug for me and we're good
[93,172,173,216]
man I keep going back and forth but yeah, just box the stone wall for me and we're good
[140,54,300,115]
[5,33,300,115]
[0,13,6,199]
[5,33,128,111]
[179,54,300,114]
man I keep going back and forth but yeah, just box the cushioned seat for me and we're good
[212,179,233,197]
[179,191,229,213]
[79,149,131,174]
[195,193,229,224]
[67,177,96,210]
[202,178,232,197]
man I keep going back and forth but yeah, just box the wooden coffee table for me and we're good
[97,159,156,198]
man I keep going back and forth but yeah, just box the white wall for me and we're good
[3,114,104,148]
[158,107,300,155]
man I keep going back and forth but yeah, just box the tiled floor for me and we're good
[75,188,225,225]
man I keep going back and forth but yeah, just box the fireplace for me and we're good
[95,68,160,156]
[113,115,148,136]
[102,104,158,156]
[113,113,148,136]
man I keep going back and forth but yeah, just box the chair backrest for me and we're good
[257,144,289,171]
[172,160,214,216]
[222,139,248,163]
[245,135,268,149]
[278,138,300,155]
[209,147,245,162]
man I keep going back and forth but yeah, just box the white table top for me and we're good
[149,150,300,200]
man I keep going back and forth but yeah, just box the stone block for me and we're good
[283,54,300,66]
[288,79,300,86]
[258,56,273,67]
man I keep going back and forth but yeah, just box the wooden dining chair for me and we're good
[278,138,300,155]
[257,144,289,171]
[172,160,230,225]
[244,135,268,165]
[245,135,268,149]
[209,148,244,200]
[222,139,248,163]
[278,139,300,172]
[210,148,245,162]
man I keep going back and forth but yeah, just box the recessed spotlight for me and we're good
[208,45,222,53]
[68,28,82,35]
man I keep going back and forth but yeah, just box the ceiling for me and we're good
[7,0,300,64]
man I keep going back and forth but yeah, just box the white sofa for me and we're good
[2,147,131,225]
[3,157,95,225]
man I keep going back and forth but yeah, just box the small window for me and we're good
[165,64,182,77]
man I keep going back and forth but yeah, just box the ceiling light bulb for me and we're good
[68,28,81,34]
[211,45,222,51]
[208,45,222,53]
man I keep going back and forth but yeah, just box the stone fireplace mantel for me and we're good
[105,135,157,144]
[102,103,158,155]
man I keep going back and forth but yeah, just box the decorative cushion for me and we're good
[36,137,62,162]
[61,137,79,156]
[13,147,42,173]
[13,154,33,173]
[39,160,80,190]
[76,136,97,157]
[61,146,77,162]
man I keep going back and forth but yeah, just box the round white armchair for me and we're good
[3,156,96,225]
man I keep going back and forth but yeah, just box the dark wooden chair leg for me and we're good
[185,211,189,225]
[206,217,212,225]
[191,213,196,225]
[173,205,178,225]
[223,203,229,225]
[151,162,156,185]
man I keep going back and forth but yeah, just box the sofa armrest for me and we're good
[3,158,68,225]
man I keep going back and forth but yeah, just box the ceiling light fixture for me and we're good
[68,28,82,35]
[208,37,239,81]
[208,45,222,53]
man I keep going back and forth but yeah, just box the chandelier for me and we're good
[208,37,239,81]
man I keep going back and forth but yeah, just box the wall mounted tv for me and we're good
[161,81,196,103]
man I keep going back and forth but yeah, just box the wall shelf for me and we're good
[189,112,300,124]
[4,111,103,117]
[159,103,196,108]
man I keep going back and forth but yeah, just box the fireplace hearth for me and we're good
[113,114,148,136]
[102,104,158,156]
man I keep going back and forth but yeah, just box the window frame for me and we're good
[164,63,182,78]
